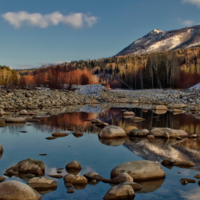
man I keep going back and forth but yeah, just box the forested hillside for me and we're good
[1,47,200,89]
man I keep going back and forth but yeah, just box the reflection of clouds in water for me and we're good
[179,188,200,200]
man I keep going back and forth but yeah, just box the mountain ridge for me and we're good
[116,25,200,56]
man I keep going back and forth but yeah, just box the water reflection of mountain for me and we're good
[124,138,200,170]
[32,107,200,136]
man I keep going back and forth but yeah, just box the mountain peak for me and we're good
[148,29,165,35]
[116,25,200,56]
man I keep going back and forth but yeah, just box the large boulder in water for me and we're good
[4,158,45,177]
[111,160,165,181]
[0,180,42,200]
[99,125,126,139]
[149,128,188,138]
[103,184,135,200]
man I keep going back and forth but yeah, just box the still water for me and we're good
[0,107,200,200]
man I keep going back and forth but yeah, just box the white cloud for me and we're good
[182,0,200,7]
[177,17,194,26]
[1,11,98,28]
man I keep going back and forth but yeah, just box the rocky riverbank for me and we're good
[0,85,200,118]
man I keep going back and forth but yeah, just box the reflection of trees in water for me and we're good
[29,108,200,136]
[32,112,101,134]
[0,124,25,135]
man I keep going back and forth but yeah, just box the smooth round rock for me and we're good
[63,174,88,185]
[111,160,166,181]
[149,128,188,138]
[0,180,42,200]
[173,161,195,167]
[99,125,126,139]
[153,105,167,110]
[66,161,82,170]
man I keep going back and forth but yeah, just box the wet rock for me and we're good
[64,174,88,185]
[147,135,155,140]
[103,184,135,200]
[102,172,133,184]
[173,109,185,115]
[188,134,198,138]
[161,159,175,166]
[28,177,57,189]
[5,117,26,123]
[57,170,62,173]
[65,183,75,193]
[142,129,149,135]
[66,161,82,171]
[153,110,167,115]
[73,131,84,137]
[122,182,143,191]
[111,160,165,181]
[39,154,47,156]
[0,176,5,183]
[180,178,196,185]
[173,161,195,168]
[149,128,188,138]
[99,138,125,146]
[123,111,135,116]
[52,132,68,137]
[4,158,45,177]
[46,137,56,140]
[83,172,102,181]
[133,117,145,122]
[152,105,167,110]
[19,110,31,115]
[124,126,138,135]
[48,174,63,179]
[129,129,145,137]
[99,125,126,139]
[194,174,200,179]
[0,180,42,200]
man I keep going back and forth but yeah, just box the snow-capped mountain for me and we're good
[116,25,200,56]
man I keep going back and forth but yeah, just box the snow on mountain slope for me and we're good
[116,25,200,56]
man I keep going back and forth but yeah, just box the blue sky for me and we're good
[0,0,200,69]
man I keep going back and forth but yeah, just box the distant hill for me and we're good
[116,25,200,56]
